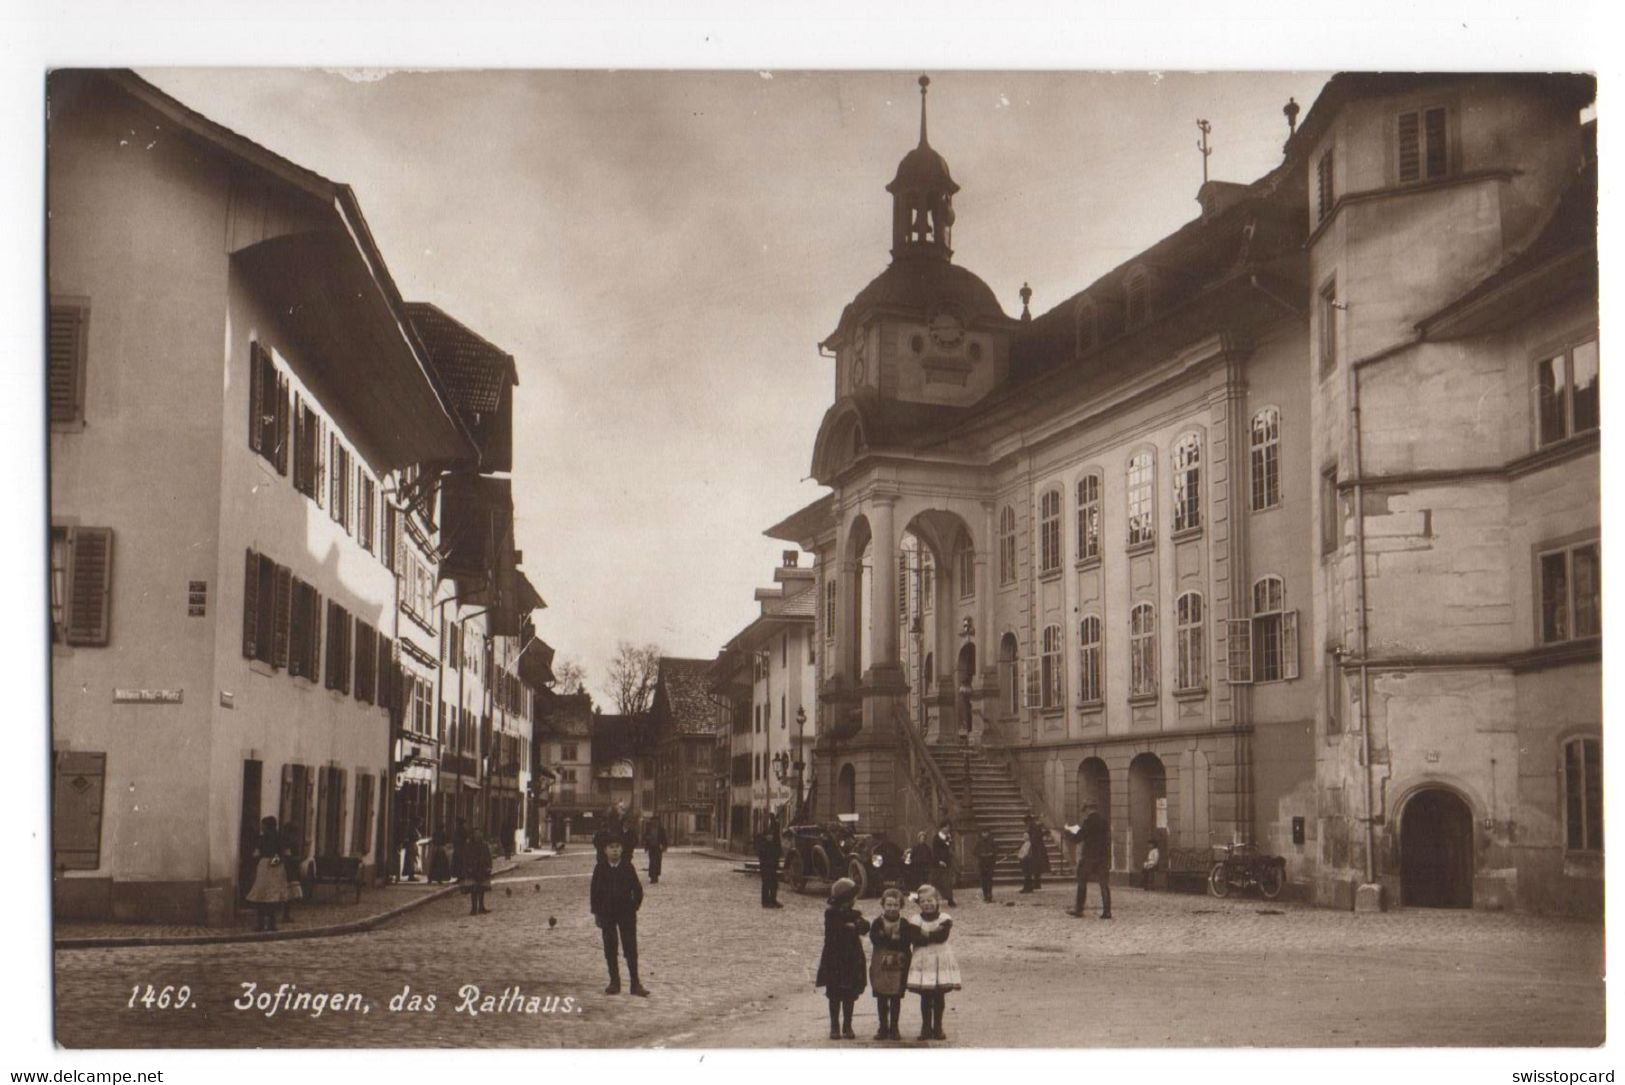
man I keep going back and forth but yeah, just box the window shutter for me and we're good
[271,565,292,669]
[329,434,340,522]
[1397,111,1420,182]
[377,634,392,711]
[309,588,323,684]
[1226,617,1253,684]
[897,552,908,621]
[314,417,326,509]
[48,304,86,423]
[1282,611,1300,681]
[248,342,265,454]
[275,373,290,476]
[242,547,259,659]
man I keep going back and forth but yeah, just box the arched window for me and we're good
[1172,432,1202,532]
[956,532,975,600]
[1563,737,1603,853]
[999,632,1020,716]
[1039,489,1062,574]
[1076,473,1101,562]
[1078,615,1102,704]
[998,505,1017,585]
[1176,591,1205,691]
[1250,408,1281,511]
[1040,623,1063,709]
[1130,603,1157,697]
[1252,576,1288,682]
[1127,451,1155,546]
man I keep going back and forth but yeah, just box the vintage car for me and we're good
[781,815,908,898]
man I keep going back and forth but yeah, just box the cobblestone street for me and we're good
[54,850,1603,1048]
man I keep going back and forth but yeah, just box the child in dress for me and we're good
[867,887,913,1040]
[906,884,961,1041]
[814,876,869,1040]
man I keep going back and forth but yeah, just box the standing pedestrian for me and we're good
[245,816,287,932]
[1018,814,1049,893]
[867,887,914,1040]
[400,819,421,882]
[904,831,932,893]
[931,819,957,906]
[1141,832,1163,890]
[757,815,783,908]
[973,831,1003,903]
[643,817,667,884]
[452,818,469,883]
[1064,801,1112,919]
[589,838,649,996]
[905,884,961,1041]
[814,877,869,1040]
[502,814,517,860]
[428,828,452,884]
[464,832,493,916]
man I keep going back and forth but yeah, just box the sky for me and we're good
[135,68,1330,704]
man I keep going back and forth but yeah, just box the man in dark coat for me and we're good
[1019,814,1050,893]
[974,831,1003,903]
[903,832,932,893]
[1064,801,1112,919]
[643,817,668,884]
[931,819,957,905]
[757,815,783,908]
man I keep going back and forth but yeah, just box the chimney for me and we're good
[782,550,799,568]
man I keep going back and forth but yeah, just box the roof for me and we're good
[654,657,717,738]
[94,70,477,468]
[404,302,519,415]
[888,141,959,197]
[765,493,835,545]
[824,258,1009,348]
[592,714,655,760]
[536,691,595,739]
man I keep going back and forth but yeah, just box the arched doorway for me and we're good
[1400,787,1474,908]
[1128,753,1166,869]
[836,763,857,816]
[956,642,976,736]
[1078,758,1110,822]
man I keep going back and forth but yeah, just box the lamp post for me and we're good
[793,704,807,818]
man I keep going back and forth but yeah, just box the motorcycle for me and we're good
[1207,842,1286,900]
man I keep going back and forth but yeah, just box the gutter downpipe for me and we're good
[1348,332,1421,888]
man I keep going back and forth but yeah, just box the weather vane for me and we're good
[1196,119,1213,184]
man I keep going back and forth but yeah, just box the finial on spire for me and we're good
[919,75,930,145]
[1019,282,1033,323]
[1196,119,1213,185]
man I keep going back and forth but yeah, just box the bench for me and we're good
[1153,847,1211,894]
[304,856,364,903]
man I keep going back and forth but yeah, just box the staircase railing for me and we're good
[892,704,964,832]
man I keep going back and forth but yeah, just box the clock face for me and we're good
[928,311,965,349]
[849,334,867,390]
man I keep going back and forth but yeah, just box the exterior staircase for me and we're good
[928,739,1068,885]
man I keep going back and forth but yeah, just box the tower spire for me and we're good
[919,74,930,145]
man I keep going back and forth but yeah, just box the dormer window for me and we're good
[1075,298,1100,355]
[1397,106,1450,184]
[1124,269,1152,328]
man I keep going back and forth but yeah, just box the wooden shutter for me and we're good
[242,548,260,659]
[1282,611,1300,681]
[48,304,86,423]
[53,750,106,870]
[325,602,339,691]
[308,587,323,684]
[271,565,292,669]
[1397,111,1420,182]
[352,773,374,857]
[1226,617,1253,684]
[314,416,326,509]
[248,342,266,454]
[58,527,113,647]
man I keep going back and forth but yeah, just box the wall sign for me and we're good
[113,689,183,704]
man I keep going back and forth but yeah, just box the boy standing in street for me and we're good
[590,839,649,996]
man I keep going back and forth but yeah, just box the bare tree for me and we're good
[605,641,661,714]
[552,659,588,695]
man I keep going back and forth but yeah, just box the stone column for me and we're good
[868,494,900,673]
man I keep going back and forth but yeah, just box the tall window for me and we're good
[1539,541,1600,644]
[1076,474,1101,562]
[1318,279,1338,378]
[1172,433,1202,533]
[956,535,975,600]
[1078,616,1102,704]
[1127,451,1155,546]
[247,341,289,473]
[325,601,353,694]
[293,396,326,504]
[329,435,352,531]
[1039,489,1062,574]
[1129,604,1156,697]
[1040,624,1063,710]
[999,505,1017,585]
[1564,737,1603,853]
[1250,408,1281,511]
[357,473,376,552]
[824,578,836,642]
[51,526,113,647]
[1000,633,1020,716]
[1536,337,1599,447]
[1251,576,1293,683]
[1315,147,1334,224]
[1397,106,1449,184]
[1175,592,1205,692]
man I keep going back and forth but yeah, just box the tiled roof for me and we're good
[404,302,517,417]
[536,691,594,738]
[656,657,717,737]
[779,584,816,619]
